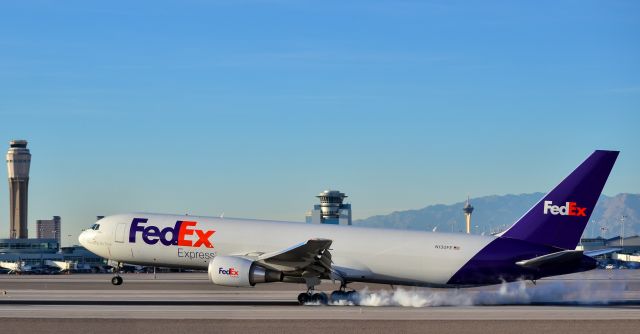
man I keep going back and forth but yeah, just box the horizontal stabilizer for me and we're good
[516,250,584,269]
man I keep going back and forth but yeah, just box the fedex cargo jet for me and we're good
[79,150,618,304]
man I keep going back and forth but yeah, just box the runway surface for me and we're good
[0,270,639,333]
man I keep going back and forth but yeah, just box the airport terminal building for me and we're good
[580,235,640,254]
[0,238,105,273]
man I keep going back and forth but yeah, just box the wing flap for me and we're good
[256,238,332,272]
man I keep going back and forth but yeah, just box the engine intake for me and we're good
[208,255,282,287]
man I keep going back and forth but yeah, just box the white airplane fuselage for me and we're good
[80,213,493,287]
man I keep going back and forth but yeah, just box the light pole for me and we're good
[621,215,627,248]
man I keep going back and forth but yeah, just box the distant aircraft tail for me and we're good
[500,150,619,250]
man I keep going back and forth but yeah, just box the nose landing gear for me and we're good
[111,275,123,285]
[111,261,123,286]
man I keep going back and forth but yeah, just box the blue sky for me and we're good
[0,1,638,245]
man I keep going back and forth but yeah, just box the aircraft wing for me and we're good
[584,248,622,257]
[515,250,584,269]
[253,238,333,273]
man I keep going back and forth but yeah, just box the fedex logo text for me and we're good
[543,201,587,217]
[219,267,239,277]
[129,218,215,248]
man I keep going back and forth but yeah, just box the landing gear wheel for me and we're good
[346,290,358,304]
[111,276,123,286]
[330,290,358,304]
[298,292,329,305]
[298,293,310,305]
[330,290,346,301]
[313,292,328,304]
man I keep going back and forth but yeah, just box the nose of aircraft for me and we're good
[78,229,90,247]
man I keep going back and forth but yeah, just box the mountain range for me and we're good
[353,193,640,238]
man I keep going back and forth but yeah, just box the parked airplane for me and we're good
[44,260,92,273]
[79,150,618,304]
[0,260,32,274]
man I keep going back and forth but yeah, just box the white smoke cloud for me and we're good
[325,280,627,307]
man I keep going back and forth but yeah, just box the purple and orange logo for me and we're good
[218,267,239,277]
[543,201,587,217]
[129,218,215,248]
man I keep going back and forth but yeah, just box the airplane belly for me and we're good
[329,233,493,286]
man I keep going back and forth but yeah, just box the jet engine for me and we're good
[208,255,282,287]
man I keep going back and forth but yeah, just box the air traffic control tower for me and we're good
[306,190,352,225]
[7,140,31,239]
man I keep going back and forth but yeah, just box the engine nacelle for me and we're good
[208,255,282,287]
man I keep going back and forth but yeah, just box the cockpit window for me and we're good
[90,224,101,230]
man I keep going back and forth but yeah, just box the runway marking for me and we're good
[0,304,639,320]
[1,271,639,321]
[0,300,298,306]
[1,299,639,307]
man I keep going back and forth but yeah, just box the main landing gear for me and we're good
[297,282,358,305]
[329,281,358,304]
[297,290,328,304]
[329,289,358,303]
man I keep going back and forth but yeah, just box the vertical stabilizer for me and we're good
[500,150,619,249]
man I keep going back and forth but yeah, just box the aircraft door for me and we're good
[115,223,126,243]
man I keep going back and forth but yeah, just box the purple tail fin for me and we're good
[500,150,619,249]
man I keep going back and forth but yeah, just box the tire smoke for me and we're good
[330,280,627,307]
